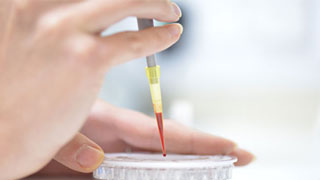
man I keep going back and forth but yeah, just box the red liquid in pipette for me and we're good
[155,112,166,157]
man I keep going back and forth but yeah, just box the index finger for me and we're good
[70,0,181,33]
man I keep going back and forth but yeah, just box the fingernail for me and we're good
[252,156,257,162]
[225,142,238,155]
[75,144,104,170]
[171,2,182,18]
[169,24,183,37]
[233,143,238,150]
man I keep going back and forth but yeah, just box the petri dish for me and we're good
[93,153,237,180]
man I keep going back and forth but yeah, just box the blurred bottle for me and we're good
[169,100,194,127]
[313,94,320,159]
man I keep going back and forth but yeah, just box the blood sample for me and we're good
[155,112,166,156]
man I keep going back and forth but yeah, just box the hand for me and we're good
[0,0,182,179]
[36,100,254,176]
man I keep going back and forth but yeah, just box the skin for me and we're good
[0,0,254,179]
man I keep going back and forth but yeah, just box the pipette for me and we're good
[137,19,166,157]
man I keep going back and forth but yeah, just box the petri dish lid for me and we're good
[99,153,237,169]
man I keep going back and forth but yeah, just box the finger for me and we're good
[71,0,182,32]
[162,121,237,155]
[229,148,255,166]
[115,109,236,155]
[54,133,104,173]
[94,23,183,67]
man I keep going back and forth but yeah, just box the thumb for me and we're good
[54,133,104,173]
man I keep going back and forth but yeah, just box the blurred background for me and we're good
[99,0,320,179]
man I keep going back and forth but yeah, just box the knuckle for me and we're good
[37,14,68,33]
[126,33,145,56]
[68,37,97,60]
[37,13,71,32]
[153,29,166,42]
[65,37,102,70]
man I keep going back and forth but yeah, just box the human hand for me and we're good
[37,100,254,176]
[0,0,182,179]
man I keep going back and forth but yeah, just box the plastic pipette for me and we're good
[137,19,166,157]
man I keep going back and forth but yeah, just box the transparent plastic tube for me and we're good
[93,153,237,180]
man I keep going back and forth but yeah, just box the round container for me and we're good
[93,153,237,180]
